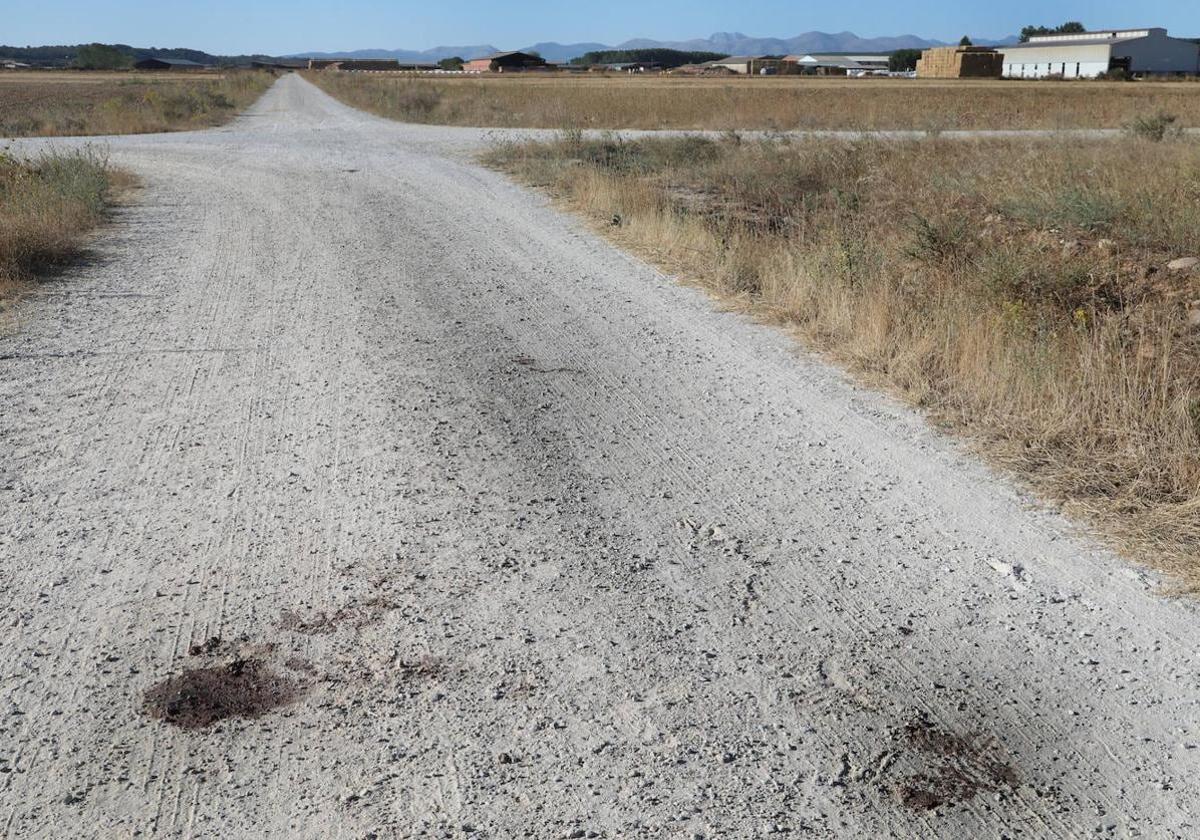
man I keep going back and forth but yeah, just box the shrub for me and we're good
[1,149,114,296]
[388,80,442,119]
[1126,111,1182,142]
[905,213,974,263]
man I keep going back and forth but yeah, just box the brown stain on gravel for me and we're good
[278,595,399,636]
[142,659,304,730]
[895,714,1020,811]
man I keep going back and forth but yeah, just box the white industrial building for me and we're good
[787,54,890,76]
[1000,28,1200,79]
[706,56,762,74]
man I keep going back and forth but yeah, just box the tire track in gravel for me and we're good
[365,143,1099,835]
[376,173,1075,837]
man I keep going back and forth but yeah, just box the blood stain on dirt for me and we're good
[142,659,304,730]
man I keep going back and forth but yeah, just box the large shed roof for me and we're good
[140,58,207,67]
[479,51,542,61]
[1005,28,1162,50]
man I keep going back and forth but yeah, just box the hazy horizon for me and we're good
[7,0,1200,56]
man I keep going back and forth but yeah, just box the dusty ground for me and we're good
[2,75,1199,838]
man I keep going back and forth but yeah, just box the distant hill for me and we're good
[570,49,730,68]
[4,31,1019,71]
[290,45,499,63]
[290,31,1017,66]
[616,31,945,56]
[520,42,610,63]
[0,43,274,67]
[525,32,1017,62]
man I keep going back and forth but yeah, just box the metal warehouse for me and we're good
[463,52,548,73]
[1000,28,1200,79]
[133,58,209,71]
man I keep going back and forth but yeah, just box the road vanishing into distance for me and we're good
[2,75,1199,839]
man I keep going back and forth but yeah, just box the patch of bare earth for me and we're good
[142,659,305,730]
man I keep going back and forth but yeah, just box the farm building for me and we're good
[999,28,1200,78]
[841,54,891,72]
[704,56,785,75]
[916,46,1004,79]
[251,60,306,71]
[306,59,401,72]
[133,58,209,71]
[588,61,662,73]
[463,52,548,73]
[706,56,771,75]
[784,55,888,76]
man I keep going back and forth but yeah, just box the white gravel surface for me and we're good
[2,75,1199,839]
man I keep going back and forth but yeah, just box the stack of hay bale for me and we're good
[916,46,1004,79]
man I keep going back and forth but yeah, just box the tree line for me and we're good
[570,49,730,68]
[0,42,275,69]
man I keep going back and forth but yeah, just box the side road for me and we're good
[1,75,1197,838]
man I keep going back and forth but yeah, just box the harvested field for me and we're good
[0,70,275,137]
[486,131,1200,587]
[310,71,1200,130]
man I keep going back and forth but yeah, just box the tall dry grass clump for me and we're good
[0,71,275,137]
[487,131,1200,586]
[310,72,1200,131]
[0,148,122,303]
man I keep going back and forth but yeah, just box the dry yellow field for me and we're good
[0,69,274,136]
[311,71,1200,130]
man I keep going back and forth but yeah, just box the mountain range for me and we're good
[291,30,1016,64]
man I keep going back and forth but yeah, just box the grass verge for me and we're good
[0,70,276,137]
[309,72,1200,131]
[485,131,1200,589]
[0,148,129,307]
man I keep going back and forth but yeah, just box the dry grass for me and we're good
[310,72,1200,131]
[0,148,128,307]
[486,131,1200,589]
[0,70,275,137]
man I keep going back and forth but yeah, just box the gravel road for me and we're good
[2,75,1199,839]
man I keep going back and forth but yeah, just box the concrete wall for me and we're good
[1001,44,1111,78]
[1001,32,1200,78]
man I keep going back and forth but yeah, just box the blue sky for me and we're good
[7,0,1200,55]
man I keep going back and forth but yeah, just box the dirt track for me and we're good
[2,75,1199,838]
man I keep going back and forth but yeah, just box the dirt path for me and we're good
[2,75,1198,839]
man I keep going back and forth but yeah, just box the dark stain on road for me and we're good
[895,714,1020,811]
[278,595,399,635]
[143,659,304,730]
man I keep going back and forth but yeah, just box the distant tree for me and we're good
[1020,22,1086,42]
[73,43,133,70]
[526,50,541,58]
[569,48,729,69]
[959,36,973,46]
[0,42,254,69]
[438,56,464,71]
[889,48,922,72]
